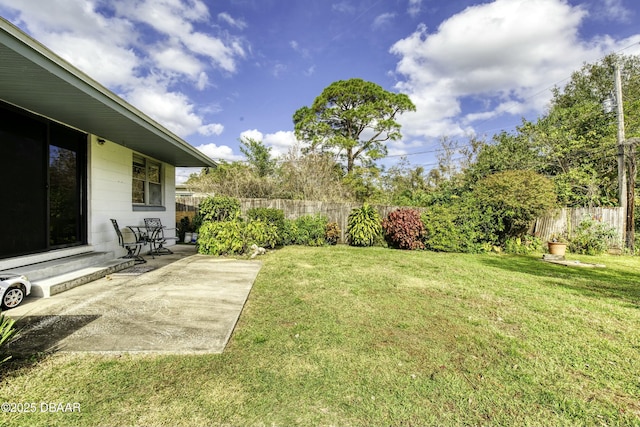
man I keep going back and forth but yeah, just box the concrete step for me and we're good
[1,251,115,281]
[1,251,134,298]
[30,258,134,298]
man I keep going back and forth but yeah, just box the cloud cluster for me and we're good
[240,129,298,158]
[0,0,243,140]
[390,0,640,147]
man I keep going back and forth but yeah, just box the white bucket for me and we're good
[184,232,192,243]
[191,232,198,243]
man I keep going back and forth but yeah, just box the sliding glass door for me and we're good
[0,102,87,258]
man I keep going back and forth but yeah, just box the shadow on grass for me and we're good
[480,255,640,307]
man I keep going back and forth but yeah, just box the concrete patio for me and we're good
[4,245,262,355]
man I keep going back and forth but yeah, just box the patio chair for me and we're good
[110,219,146,264]
[144,218,178,256]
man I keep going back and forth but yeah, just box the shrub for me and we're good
[281,219,299,246]
[273,215,328,247]
[197,196,241,222]
[245,219,279,249]
[197,219,278,256]
[294,214,328,246]
[325,222,341,245]
[421,206,461,252]
[246,208,285,245]
[1,311,16,365]
[382,208,425,250]
[472,170,557,244]
[569,216,619,255]
[347,204,382,247]
[421,204,484,253]
[504,235,543,254]
[198,220,244,255]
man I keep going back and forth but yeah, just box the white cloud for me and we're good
[408,0,422,17]
[176,167,201,184]
[199,123,225,136]
[240,129,298,158]
[176,139,242,184]
[332,2,356,14]
[373,12,396,30]
[196,72,209,90]
[196,143,242,161]
[218,12,247,30]
[44,32,140,89]
[0,0,247,139]
[290,40,311,59]
[112,0,206,38]
[263,131,298,157]
[304,65,316,76]
[184,31,246,73]
[596,0,632,22]
[390,0,638,142]
[152,45,204,78]
[271,62,287,77]
[126,85,204,137]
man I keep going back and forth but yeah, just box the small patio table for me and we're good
[127,225,156,259]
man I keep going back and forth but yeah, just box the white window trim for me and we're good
[132,153,164,208]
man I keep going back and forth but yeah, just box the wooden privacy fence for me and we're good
[532,207,625,244]
[176,196,625,245]
[176,196,422,243]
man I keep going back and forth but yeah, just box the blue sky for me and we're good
[2,0,640,183]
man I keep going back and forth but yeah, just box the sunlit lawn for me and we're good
[1,245,639,426]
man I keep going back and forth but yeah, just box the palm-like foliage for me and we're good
[347,204,382,247]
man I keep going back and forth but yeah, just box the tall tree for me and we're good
[464,54,640,207]
[293,78,415,174]
[531,53,640,206]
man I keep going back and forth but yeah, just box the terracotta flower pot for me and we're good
[548,241,567,256]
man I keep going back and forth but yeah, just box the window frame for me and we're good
[132,153,165,210]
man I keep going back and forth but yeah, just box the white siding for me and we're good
[88,136,177,257]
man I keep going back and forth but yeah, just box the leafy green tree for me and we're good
[293,78,415,174]
[472,170,557,244]
[531,54,640,206]
[465,125,543,185]
[463,54,640,208]
[378,157,432,206]
[239,136,276,178]
[342,165,383,202]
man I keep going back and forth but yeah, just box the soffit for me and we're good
[0,18,216,168]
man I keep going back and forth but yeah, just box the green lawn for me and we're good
[1,246,639,426]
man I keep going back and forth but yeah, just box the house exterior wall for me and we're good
[0,133,177,270]
[88,135,177,258]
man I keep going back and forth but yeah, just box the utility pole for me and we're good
[614,61,629,248]
[626,137,638,254]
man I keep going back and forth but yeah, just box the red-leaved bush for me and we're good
[382,208,425,250]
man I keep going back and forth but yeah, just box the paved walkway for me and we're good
[5,245,262,355]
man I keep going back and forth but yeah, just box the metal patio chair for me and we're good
[110,219,147,264]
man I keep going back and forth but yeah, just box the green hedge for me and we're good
[198,219,278,256]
